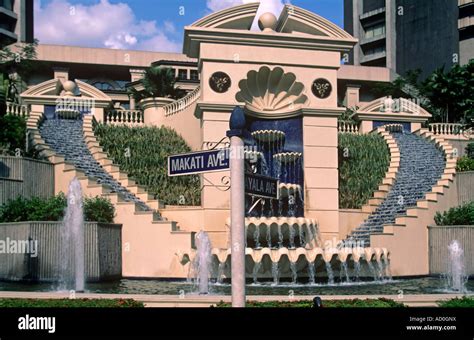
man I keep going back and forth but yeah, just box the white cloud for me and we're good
[206,0,287,30]
[34,0,180,52]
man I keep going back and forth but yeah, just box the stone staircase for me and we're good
[347,129,446,246]
[39,118,153,212]
[25,110,192,278]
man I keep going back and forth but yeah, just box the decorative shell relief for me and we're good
[236,66,309,116]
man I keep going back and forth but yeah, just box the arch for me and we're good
[358,96,431,117]
[190,3,260,30]
[276,5,355,39]
[21,78,112,101]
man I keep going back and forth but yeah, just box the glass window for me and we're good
[365,23,385,39]
[178,69,188,80]
[93,82,114,91]
[190,70,199,81]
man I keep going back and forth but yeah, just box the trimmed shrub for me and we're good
[94,124,201,205]
[214,298,405,308]
[0,298,143,308]
[0,194,115,223]
[0,115,26,155]
[456,156,474,172]
[466,143,474,159]
[338,133,390,209]
[438,296,474,308]
[434,201,474,226]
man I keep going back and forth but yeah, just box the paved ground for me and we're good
[0,291,471,307]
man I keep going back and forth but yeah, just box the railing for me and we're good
[429,123,464,136]
[163,86,201,117]
[104,109,144,125]
[6,102,30,118]
[338,121,359,134]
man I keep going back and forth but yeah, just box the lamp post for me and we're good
[226,106,246,307]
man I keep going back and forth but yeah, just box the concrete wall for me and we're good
[0,222,122,282]
[0,157,54,205]
[457,171,474,205]
[429,225,474,275]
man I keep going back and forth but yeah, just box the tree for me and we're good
[127,66,185,103]
[0,40,38,115]
[422,61,474,127]
[371,61,474,127]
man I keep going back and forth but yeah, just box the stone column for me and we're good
[344,84,361,109]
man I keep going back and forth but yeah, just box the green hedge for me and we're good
[94,124,200,206]
[0,194,115,223]
[214,298,405,308]
[456,156,474,172]
[338,133,390,209]
[438,296,474,308]
[434,201,474,226]
[0,298,143,308]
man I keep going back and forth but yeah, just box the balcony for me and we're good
[361,50,386,64]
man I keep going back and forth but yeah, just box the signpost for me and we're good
[168,149,229,177]
[245,173,279,199]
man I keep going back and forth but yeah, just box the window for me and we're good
[365,23,385,39]
[190,70,199,81]
[93,82,114,91]
[0,0,14,11]
[178,69,187,80]
[365,46,385,56]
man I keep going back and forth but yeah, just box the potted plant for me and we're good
[128,67,185,124]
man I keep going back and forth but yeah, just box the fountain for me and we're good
[179,126,391,285]
[194,231,212,294]
[445,240,468,293]
[59,178,85,292]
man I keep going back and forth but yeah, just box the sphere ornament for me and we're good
[258,12,277,32]
[62,80,78,96]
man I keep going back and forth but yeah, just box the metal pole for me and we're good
[230,135,245,307]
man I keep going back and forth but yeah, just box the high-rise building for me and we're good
[459,0,474,65]
[0,0,34,48]
[344,0,471,79]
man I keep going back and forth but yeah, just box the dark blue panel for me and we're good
[373,121,411,132]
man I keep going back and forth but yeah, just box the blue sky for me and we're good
[35,0,343,52]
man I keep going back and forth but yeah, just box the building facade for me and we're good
[0,0,34,48]
[345,0,471,79]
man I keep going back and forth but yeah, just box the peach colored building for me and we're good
[9,3,470,280]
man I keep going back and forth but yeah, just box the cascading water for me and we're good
[252,262,262,284]
[445,240,467,293]
[367,261,379,281]
[271,262,280,285]
[194,231,212,294]
[354,261,361,281]
[341,261,350,283]
[59,178,85,292]
[308,262,316,284]
[290,262,298,283]
[325,261,334,284]
[217,262,226,284]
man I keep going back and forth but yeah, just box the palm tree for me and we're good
[128,66,185,103]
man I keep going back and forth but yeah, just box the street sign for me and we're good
[168,149,229,176]
[245,173,279,199]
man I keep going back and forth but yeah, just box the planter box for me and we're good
[0,222,122,282]
[428,225,474,276]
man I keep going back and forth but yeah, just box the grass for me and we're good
[214,298,405,308]
[0,298,144,308]
[338,133,390,209]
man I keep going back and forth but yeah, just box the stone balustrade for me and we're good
[6,102,30,117]
[163,86,201,117]
[104,109,144,125]
[338,121,359,134]
[429,123,463,136]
